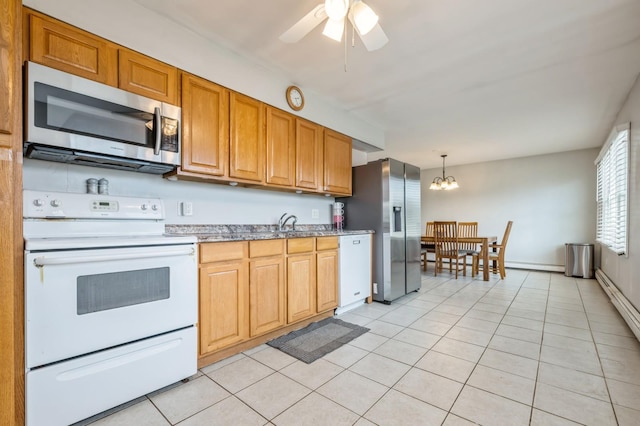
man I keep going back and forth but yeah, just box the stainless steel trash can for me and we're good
[565,243,594,278]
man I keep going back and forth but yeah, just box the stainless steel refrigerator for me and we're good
[338,158,421,303]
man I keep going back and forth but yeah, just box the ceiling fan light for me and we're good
[322,18,344,42]
[324,0,348,20]
[351,1,379,35]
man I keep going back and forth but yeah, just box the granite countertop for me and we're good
[165,224,374,243]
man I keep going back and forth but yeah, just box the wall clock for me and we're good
[286,85,305,111]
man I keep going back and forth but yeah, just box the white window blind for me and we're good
[595,123,629,255]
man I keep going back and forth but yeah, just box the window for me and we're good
[595,123,629,255]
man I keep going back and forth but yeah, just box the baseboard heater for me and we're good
[595,269,640,342]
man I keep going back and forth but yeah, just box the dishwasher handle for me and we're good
[34,246,195,267]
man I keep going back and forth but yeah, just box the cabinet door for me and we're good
[199,260,249,354]
[287,254,316,324]
[323,129,352,195]
[265,107,295,187]
[118,49,178,104]
[230,92,265,182]
[29,13,118,86]
[296,119,323,191]
[317,250,339,313]
[0,0,19,141]
[249,256,285,336]
[181,73,229,176]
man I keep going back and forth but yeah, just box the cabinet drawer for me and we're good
[249,239,284,258]
[287,238,315,254]
[316,236,338,251]
[200,241,247,263]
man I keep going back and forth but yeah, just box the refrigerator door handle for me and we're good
[393,206,403,232]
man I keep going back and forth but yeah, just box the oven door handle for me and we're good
[33,246,195,267]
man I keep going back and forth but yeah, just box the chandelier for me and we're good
[429,155,459,190]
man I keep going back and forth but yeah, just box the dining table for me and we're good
[421,235,498,281]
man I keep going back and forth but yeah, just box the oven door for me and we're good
[25,243,197,368]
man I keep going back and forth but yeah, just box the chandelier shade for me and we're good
[429,155,459,190]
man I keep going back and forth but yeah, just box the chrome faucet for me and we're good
[278,213,298,231]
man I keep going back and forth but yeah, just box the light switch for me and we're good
[180,201,193,216]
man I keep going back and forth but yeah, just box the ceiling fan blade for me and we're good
[279,4,327,43]
[357,23,388,51]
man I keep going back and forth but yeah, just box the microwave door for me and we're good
[26,62,164,164]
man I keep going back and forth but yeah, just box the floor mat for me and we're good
[267,317,369,363]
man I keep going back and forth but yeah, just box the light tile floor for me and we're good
[82,269,640,425]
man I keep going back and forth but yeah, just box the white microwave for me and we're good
[24,61,181,174]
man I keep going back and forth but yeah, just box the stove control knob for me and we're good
[141,204,148,211]
[151,204,159,211]
[33,199,44,207]
[50,199,61,207]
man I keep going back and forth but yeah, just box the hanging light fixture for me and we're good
[429,155,459,190]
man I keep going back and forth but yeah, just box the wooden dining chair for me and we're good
[458,222,478,274]
[473,221,513,280]
[433,221,466,278]
[421,221,435,271]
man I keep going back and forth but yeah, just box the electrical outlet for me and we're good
[311,208,319,219]
[373,283,378,294]
[180,201,193,216]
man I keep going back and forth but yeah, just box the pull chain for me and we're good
[343,18,348,72]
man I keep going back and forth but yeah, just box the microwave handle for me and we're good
[153,107,161,155]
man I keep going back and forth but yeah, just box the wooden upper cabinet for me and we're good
[28,13,117,86]
[181,73,229,176]
[296,118,323,191]
[323,129,352,195]
[118,49,178,104]
[229,92,265,182]
[0,0,19,141]
[265,107,295,187]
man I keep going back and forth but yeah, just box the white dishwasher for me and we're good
[337,234,372,315]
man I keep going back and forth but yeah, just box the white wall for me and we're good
[20,1,380,226]
[421,149,598,271]
[23,159,335,225]
[22,0,384,150]
[600,74,640,311]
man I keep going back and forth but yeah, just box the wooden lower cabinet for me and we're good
[249,240,285,336]
[199,258,249,354]
[316,237,339,313]
[198,237,338,363]
[286,253,316,324]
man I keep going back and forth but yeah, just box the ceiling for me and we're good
[134,0,640,169]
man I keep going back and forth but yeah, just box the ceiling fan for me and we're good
[279,0,388,51]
